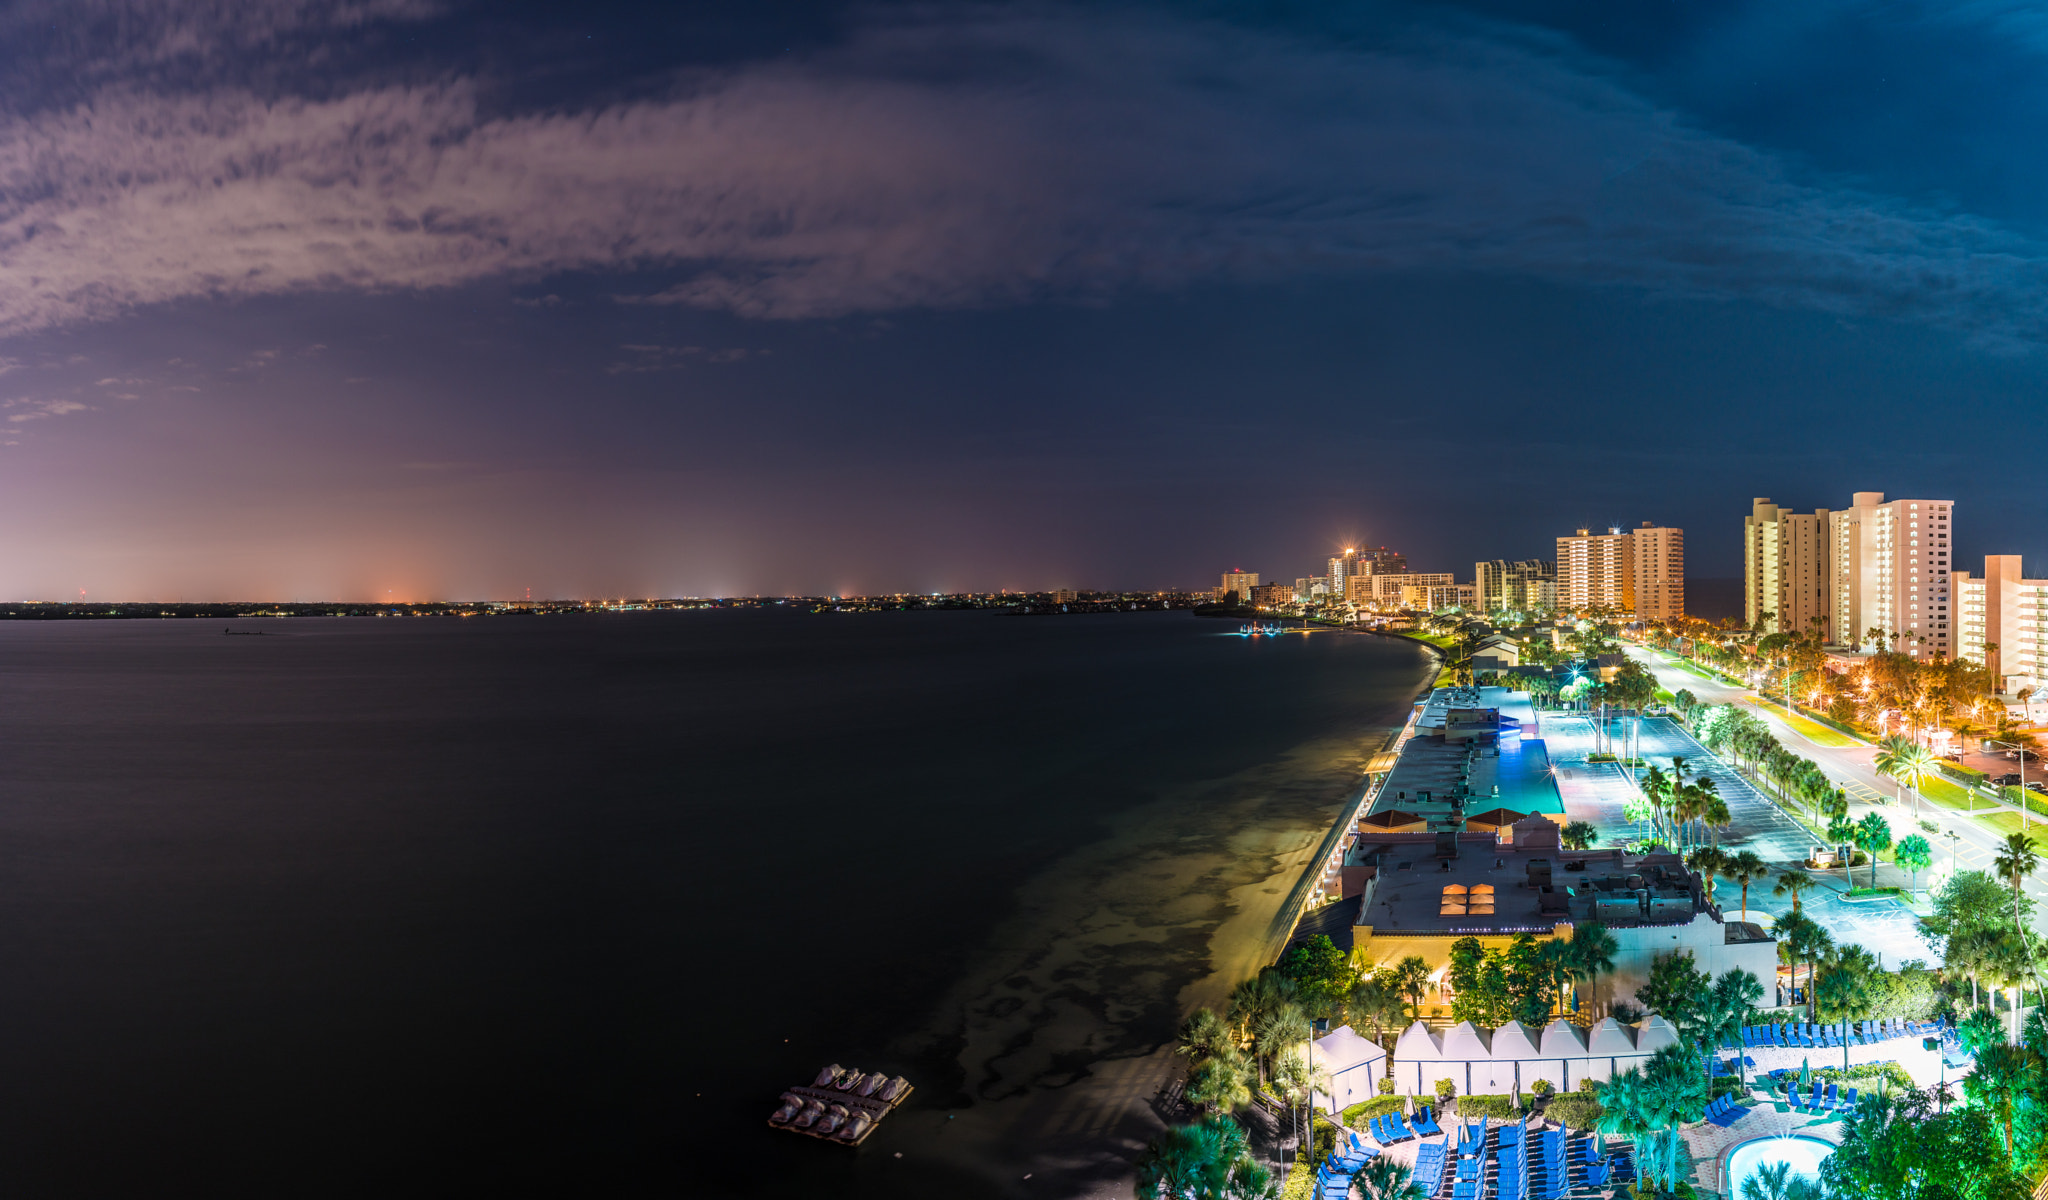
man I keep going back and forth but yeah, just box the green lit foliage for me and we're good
[1822,1084,2032,1200]
[1894,835,1933,890]
[1276,935,1357,1019]
[1135,1115,1278,1200]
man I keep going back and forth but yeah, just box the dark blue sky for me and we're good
[1,0,2044,599]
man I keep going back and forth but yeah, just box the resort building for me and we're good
[1219,570,1259,602]
[1630,524,1685,620]
[1555,529,1632,612]
[1343,832,1776,1021]
[1954,555,2048,690]
[1745,499,1829,636]
[1830,493,1952,657]
[1249,582,1294,609]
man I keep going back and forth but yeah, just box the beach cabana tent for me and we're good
[1311,1024,1390,1114]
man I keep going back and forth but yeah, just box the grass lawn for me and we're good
[1913,774,1982,813]
[1965,810,2048,850]
[1762,704,1863,749]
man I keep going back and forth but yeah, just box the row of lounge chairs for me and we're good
[1702,1094,1753,1127]
[1494,1124,1526,1200]
[1529,1124,1570,1200]
[1367,1107,1446,1146]
[1776,1078,1858,1113]
[1320,1132,1381,1200]
[1739,1017,1939,1049]
[1451,1122,1489,1200]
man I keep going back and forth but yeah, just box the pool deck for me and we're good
[1685,1105,1843,1199]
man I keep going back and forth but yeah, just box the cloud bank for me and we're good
[0,4,2044,341]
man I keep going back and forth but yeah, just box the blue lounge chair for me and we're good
[1389,1114,1417,1142]
[1809,1081,1824,1108]
[1839,1086,1859,1111]
[1823,1082,1838,1108]
[1413,1107,1444,1138]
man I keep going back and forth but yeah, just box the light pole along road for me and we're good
[1623,642,2048,937]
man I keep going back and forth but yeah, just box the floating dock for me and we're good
[767,1066,913,1146]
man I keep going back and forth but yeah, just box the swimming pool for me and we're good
[1723,1135,1834,1200]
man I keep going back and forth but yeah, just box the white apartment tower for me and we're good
[1220,570,1259,602]
[1630,524,1685,620]
[1746,499,1829,636]
[1556,528,1634,612]
[1952,555,2048,688]
[1829,492,1952,657]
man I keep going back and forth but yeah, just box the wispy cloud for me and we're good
[0,4,2044,344]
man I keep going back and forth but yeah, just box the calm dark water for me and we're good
[0,609,1426,1197]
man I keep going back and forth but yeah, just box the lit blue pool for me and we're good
[1724,1135,1833,1200]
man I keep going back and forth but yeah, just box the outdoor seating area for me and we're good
[1738,1017,1938,1050]
[1763,1072,1860,1113]
[1702,1094,1753,1126]
[1319,1131,1381,1200]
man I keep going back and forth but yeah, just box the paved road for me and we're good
[1624,643,2048,947]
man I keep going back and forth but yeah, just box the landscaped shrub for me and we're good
[1543,1095,1602,1128]
[1435,1078,1457,1102]
[1340,1096,1408,1126]
[1378,1077,1396,1095]
[1458,1094,1520,1119]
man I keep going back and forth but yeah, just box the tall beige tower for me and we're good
[1556,528,1634,613]
[1631,523,1685,620]
[1746,498,1830,636]
[1828,492,1952,656]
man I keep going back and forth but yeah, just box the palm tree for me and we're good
[1564,922,1619,1016]
[1354,1157,1427,1200]
[1853,812,1892,889]
[1392,956,1432,1022]
[1772,868,1812,914]
[1874,735,1939,816]
[1742,1161,1795,1200]
[1178,1008,1235,1063]
[1723,850,1769,922]
[1253,1005,1310,1091]
[1685,846,1727,906]
[1966,1041,2040,1153]
[1227,973,1297,1047]
[1994,832,2040,939]
[1816,944,1877,1069]
[1775,911,1833,1019]
[1561,820,1597,851]
[1135,1122,1228,1197]
[1184,1053,1254,1115]
[1348,975,1406,1045]
[1699,787,1731,848]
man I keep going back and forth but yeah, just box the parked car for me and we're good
[2027,782,2047,795]
[1995,773,2023,787]
[1942,753,1963,763]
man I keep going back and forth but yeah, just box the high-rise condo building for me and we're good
[1829,492,1952,657]
[1952,556,2048,687]
[1475,559,1558,612]
[1220,570,1259,603]
[1630,524,1685,620]
[1556,528,1633,612]
[1327,550,1359,600]
[1384,569,1466,606]
[1746,499,1829,636]
[1363,548,1409,576]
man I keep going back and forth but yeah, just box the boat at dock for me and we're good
[766,1065,912,1146]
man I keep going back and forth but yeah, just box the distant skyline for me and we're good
[6,2,2048,600]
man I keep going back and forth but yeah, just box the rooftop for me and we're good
[1374,687,1563,823]
[1351,840,1711,933]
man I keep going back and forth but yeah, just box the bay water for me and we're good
[0,609,1428,1196]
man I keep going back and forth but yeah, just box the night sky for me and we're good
[3,0,2046,600]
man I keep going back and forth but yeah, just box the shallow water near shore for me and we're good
[0,609,1426,1197]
